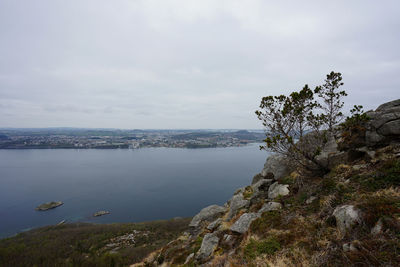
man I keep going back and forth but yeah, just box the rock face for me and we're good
[333,205,362,232]
[35,201,63,211]
[251,179,274,199]
[230,213,261,234]
[366,99,400,147]
[226,194,250,220]
[206,218,222,231]
[258,201,282,213]
[195,233,219,261]
[189,205,226,228]
[261,154,293,181]
[268,182,290,199]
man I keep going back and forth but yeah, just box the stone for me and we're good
[333,205,362,232]
[371,219,383,235]
[226,194,249,220]
[258,202,282,213]
[376,99,400,111]
[252,172,275,184]
[189,205,226,228]
[268,182,290,199]
[251,173,264,185]
[378,119,400,136]
[343,242,358,252]
[261,154,293,181]
[195,233,219,261]
[366,130,384,144]
[230,213,261,234]
[364,99,400,147]
[206,218,222,231]
[306,196,317,204]
[250,179,274,199]
[184,253,194,265]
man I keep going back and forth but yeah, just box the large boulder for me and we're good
[189,205,226,229]
[195,233,219,261]
[268,182,290,199]
[230,213,261,234]
[365,99,400,147]
[261,154,293,181]
[333,205,362,232]
[226,193,250,220]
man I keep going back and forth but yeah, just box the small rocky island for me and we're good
[93,211,110,217]
[35,201,63,211]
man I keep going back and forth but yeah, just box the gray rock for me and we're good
[370,112,399,129]
[333,205,362,232]
[252,172,274,185]
[268,182,290,199]
[371,219,383,235]
[306,196,317,204]
[251,179,274,199]
[184,253,194,265]
[195,233,219,261]
[356,146,376,158]
[258,202,282,213]
[226,194,249,220]
[366,130,384,144]
[376,99,400,111]
[230,213,261,234]
[206,218,222,231]
[378,119,400,135]
[261,154,293,181]
[365,99,400,147]
[251,173,264,185]
[343,242,358,252]
[189,205,226,228]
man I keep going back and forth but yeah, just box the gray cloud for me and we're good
[0,0,399,128]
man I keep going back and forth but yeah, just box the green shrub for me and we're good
[250,211,283,237]
[244,237,281,259]
[352,159,400,191]
[243,186,254,199]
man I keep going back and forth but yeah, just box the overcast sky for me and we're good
[0,0,399,129]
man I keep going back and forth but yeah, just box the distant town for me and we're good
[0,128,265,149]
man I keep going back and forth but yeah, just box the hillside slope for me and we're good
[139,99,400,267]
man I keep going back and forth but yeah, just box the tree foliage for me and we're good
[256,71,350,173]
[314,71,347,131]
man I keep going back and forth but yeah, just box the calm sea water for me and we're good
[0,144,268,238]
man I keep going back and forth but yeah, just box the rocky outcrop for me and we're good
[268,182,290,199]
[35,201,63,211]
[206,218,222,231]
[230,213,261,234]
[251,179,274,199]
[195,233,219,261]
[226,193,250,220]
[189,205,226,229]
[333,205,362,232]
[93,210,110,217]
[260,154,293,181]
[366,99,400,147]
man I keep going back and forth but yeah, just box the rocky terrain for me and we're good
[136,99,400,266]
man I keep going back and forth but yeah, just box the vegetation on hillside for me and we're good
[0,218,190,267]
